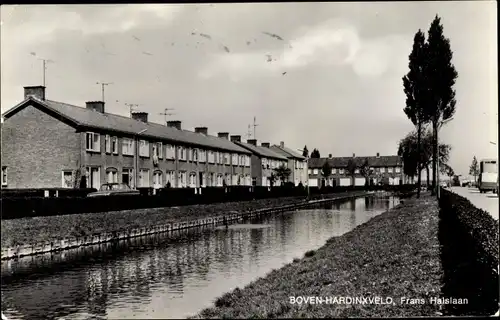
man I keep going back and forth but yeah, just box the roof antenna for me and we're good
[159,108,176,125]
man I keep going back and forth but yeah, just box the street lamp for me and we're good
[436,117,453,199]
[135,128,148,189]
[297,148,310,200]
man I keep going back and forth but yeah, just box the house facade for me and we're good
[307,153,404,187]
[1,86,253,190]
[270,142,308,186]
[233,138,288,187]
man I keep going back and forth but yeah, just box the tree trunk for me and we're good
[416,121,422,198]
[431,120,438,196]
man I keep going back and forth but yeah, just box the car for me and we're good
[87,183,140,197]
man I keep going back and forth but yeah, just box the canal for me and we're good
[1,195,399,319]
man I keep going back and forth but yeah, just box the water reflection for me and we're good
[1,196,399,319]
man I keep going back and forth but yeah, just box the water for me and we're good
[1,196,399,319]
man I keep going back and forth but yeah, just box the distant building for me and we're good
[234,139,288,186]
[1,86,253,189]
[270,142,308,186]
[307,153,404,187]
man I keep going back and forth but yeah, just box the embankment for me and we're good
[193,194,443,318]
[1,192,369,260]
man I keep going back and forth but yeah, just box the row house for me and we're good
[233,138,288,186]
[307,153,404,187]
[270,142,308,186]
[1,86,252,190]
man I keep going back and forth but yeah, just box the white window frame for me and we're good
[308,169,312,174]
[157,143,163,159]
[188,148,192,161]
[105,135,111,153]
[355,168,360,174]
[111,137,118,154]
[122,138,135,156]
[388,167,393,173]
[381,167,386,173]
[106,169,118,183]
[61,170,73,188]
[313,169,318,175]
[86,132,101,152]
[153,171,163,189]
[333,168,337,174]
[1,166,7,186]
[199,150,206,163]
[339,168,345,174]
[192,148,199,162]
[166,144,175,159]
[189,172,197,188]
[139,140,150,157]
[139,169,150,187]
[208,151,215,164]
[395,167,401,173]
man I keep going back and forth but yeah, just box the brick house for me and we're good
[233,138,288,186]
[307,153,404,187]
[270,142,308,186]
[1,86,253,190]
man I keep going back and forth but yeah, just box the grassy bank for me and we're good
[1,192,365,248]
[193,194,443,318]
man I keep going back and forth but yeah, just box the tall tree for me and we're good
[402,29,432,198]
[321,161,332,186]
[302,145,309,158]
[310,149,321,158]
[359,158,374,186]
[425,15,458,195]
[441,163,454,186]
[469,156,479,184]
[345,159,358,186]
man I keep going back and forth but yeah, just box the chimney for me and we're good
[261,142,270,148]
[230,135,241,143]
[85,101,105,113]
[195,127,208,135]
[353,153,356,158]
[218,132,229,140]
[24,86,46,100]
[131,112,148,123]
[376,152,380,158]
[280,141,285,148]
[328,154,332,159]
[247,139,257,146]
[167,120,182,130]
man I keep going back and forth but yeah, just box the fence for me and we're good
[438,188,499,316]
[1,184,417,220]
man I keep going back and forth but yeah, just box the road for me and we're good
[448,187,498,221]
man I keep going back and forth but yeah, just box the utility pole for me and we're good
[125,103,139,117]
[159,108,176,125]
[253,116,259,140]
[96,82,113,103]
[38,58,54,87]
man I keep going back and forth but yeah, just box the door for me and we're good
[86,167,101,190]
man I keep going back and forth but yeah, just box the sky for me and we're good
[1,2,497,177]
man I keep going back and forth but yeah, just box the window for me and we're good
[106,169,118,183]
[208,151,215,163]
[189,172,197,188]
[245,174,251,186]
[188,148,193,161]
[111,137,118,154]
[139,169,150,187]
[217,174,223,187]
[355,169,360,174]
[199,149,206,163]
[193,149,199,162]
[214,152,219,164]
[313,169,318,175]
[61,170,73,188]
[308,169,312,175]
[245,155,251,167]
[232,174,238,185]
[225,173,231,186]
[105,135,111,153]
[153,171,163,189]
[395,167,401,173]
[388,167,393,173]
[85,167,101,190]
[166,144,176,159]
[166,171,175,187]
[333,168,337,174]
[339,168,344,174]
[210,172,216,186]
[2,166,7,186]
[381,167,386,173]
[86,132,100,152]
[224,153,230,165]
[139,140,150,157]
[122,168,134,188]
[156,143,163,159]
[232,154,238,165]
[178,147,187,161]
[122,138,134,156]
[178,171,187,187]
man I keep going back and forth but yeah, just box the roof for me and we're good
[270,145,306,160]
[308,155,402,168]
[2,97,251,154]
[234,142,288,160]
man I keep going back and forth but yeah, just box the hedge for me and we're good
[438,187,499,316]
[0,184,416,220]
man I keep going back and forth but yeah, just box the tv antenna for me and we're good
[96,82,113,103]
[125,103,139,117]
[159,108,175,125]
[37,58,55,87]
[253,116,259,140]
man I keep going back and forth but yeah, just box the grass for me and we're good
[1,192,362,248]
[192,194,443,318]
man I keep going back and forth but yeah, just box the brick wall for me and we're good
[1,105,80,188]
